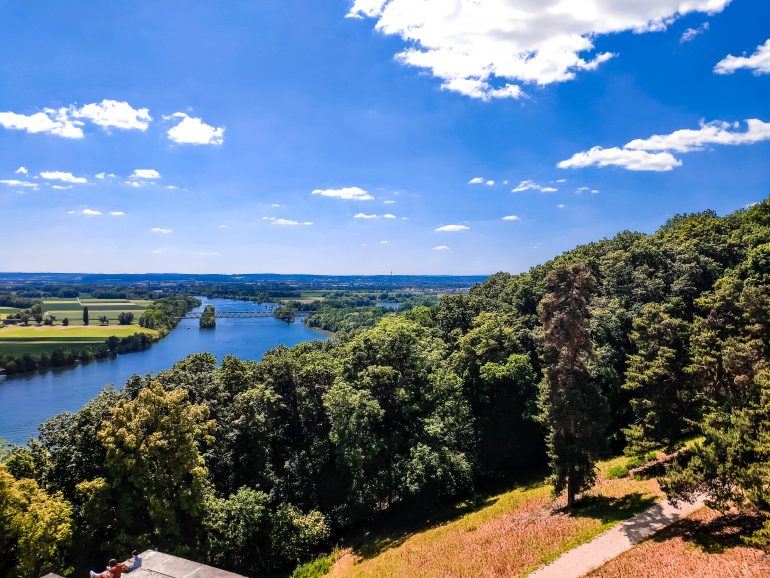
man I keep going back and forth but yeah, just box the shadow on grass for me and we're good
[568,493,658,525]
[653,512,765,554]
[344,474,548,561]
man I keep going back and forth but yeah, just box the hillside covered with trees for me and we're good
[2,200,770,577]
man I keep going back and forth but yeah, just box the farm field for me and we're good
[0,297,156,356]
[0,325,158,356]
[0,306,21,319]
[323,455,663,578]
[40,297,148,325]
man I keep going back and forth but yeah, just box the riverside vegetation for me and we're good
[2,200,770,577]
[0,296,198,374]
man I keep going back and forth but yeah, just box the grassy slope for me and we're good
[324,456,662,578]
[588,507,770,577]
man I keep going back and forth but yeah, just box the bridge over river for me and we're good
[182,309,278,319]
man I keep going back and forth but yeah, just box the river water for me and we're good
[0,298,328,444]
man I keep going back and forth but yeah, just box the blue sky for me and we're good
[1,0,768,275]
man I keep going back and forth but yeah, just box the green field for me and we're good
[0,298,157,357]
[40,297,148,325]
[0,325,158,356]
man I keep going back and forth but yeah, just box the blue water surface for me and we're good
[0,298,328,444]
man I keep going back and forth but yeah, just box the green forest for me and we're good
[2,200,770,577]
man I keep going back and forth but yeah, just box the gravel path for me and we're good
[528,494,706,578]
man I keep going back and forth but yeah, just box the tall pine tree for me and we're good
[538,261,608,508]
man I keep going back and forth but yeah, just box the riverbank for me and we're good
[0,295,198,375]
[0,298,329,444]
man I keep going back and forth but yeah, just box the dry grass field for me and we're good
[325,456,663,578]
[588,507,770,578]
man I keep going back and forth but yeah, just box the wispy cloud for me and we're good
[109,211,125,216]
[40,171,88,184]
[14,166,27,175]
[433,245,449,251]
[0,179,39,190]
[435,224,469,232]
[715,39,770,75]
[311,186,374,201]
[559,119,770,171]
[680,22,709,43]
[150,227,173,235]
[354,213,397,220]
[131,169,160,179]
[272,218,313,226]
[502,215,521,221]
[512,180,557,193]
[81,208,102,216]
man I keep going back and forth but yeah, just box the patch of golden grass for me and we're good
[331,460,663,578]
[588,507,770,578]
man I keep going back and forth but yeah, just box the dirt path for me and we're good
[528,495,706,578]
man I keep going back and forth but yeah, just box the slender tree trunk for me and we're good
[567,466,575,508]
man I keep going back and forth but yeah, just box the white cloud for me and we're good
[625,119,770,152]
[311,186,374,201]
[468,177,485,184]
[125,181,143,188]
[217,224,230,229]
[502,214,521,221]
[150,227,173,235]
[81,208,102,216]
[166,112,224,145]
[560,119,770,171]
[165,185,179,190]
[379,240,389,245]
[383,199,396,205]
[576,186,601,194]
[52,185,73,190]
[109,211,125,216]
[715,39,770,75]
[555,178,567,183]
[558,146,682,171]
[72,99,152,131]
[433,245,449,251]
[272,218,313,226]
[40,171,88,184]
[435,224,469,232]
[271,203,281,207]
[15,166,27,175]
[354,212,398,219]
[131,169,160,179]
[348,0,728,100]
[557,203,566,209]
[680,22,709,43]
[485,180,495,186]
[512,179,558,193]
[95,172,117,180]
[0,108,84,138]
[199,251,220,256]
[0,179,38,189]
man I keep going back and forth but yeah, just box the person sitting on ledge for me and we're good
[89,558,126,578]
[125,551,142,573]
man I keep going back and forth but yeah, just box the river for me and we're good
[0,298,328,444]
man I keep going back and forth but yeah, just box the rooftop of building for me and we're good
[42,550,246,578]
